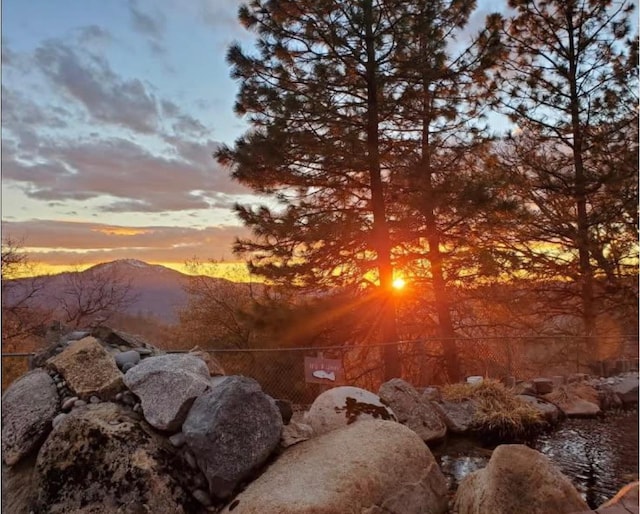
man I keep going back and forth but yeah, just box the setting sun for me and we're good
[392,277,406,290]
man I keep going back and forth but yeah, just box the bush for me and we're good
[443,379,545,441]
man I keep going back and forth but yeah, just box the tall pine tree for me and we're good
[497,0,638,354]
[216,0,410,379]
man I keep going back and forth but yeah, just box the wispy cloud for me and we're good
[34,39,160,133]
[128,0,167,55]
[2,219,247,263]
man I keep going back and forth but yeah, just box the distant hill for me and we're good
[4,259,234,324]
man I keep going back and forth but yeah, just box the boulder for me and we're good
[454,444,589,514]
[544,383,602,418]
[1,453,38,514]
[91,325,157,354]
[2,370,59,466]
[304,386,396,436]
[611,374,638,406]
[222,419,448,514]
[183,376,282,499]
[598,481,639,513]
[592,384,623,411]
[433,399,477,434]
[379,378,446,443]
[518,394,561,425]
[46,337,124,400]
[533,378,554,395]
[123,353,211,432]
[32,403,197,514]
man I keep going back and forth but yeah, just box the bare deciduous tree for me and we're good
[1,237,51,343]
[58,265,138,328]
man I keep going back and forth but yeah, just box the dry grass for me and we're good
[544,383,599,405]
[442,379,545,440]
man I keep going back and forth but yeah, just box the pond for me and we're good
[433,410,639,509]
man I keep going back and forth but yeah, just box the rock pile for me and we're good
[2,326,637,513]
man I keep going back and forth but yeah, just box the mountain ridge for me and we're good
[5,259,235,324]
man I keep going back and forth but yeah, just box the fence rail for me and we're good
[4,334,638,401]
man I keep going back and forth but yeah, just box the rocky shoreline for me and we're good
[2,326,638,513]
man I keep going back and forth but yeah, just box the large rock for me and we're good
[598,481,639,513]
[222,419,448,514]
[544,383,602,418]
[567,481,640,514]
[454,444,589,514]
[611,374,638,406]
[1,454,38,514]
[304,386,396,436]
[379,378,446,443]
[183,376,282,499]
[518,394,562,425]
[46,337,124,400]
[123,353,212,432]
[433,399,477,434]
[32,403,196,514]
[2,370,59,466]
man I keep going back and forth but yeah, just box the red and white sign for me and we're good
[304,356,344,384]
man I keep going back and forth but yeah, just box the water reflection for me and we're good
[531,411,638,507]
[434,411,638,509]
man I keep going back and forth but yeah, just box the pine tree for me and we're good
[497,0,638,352]
[216,0,410,379]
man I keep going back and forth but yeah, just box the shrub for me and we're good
[443,379,545,441]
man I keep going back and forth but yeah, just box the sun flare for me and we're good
[392,277,406,290]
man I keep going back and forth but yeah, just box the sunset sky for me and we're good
[2,0,525,278]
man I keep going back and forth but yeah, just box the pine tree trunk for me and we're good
[566,8,596,361]
[364,0,400,381]
[420,73,462,383]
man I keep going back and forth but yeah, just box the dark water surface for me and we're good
[434,410,639,509]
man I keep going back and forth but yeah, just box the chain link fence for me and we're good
[4,334,638,402]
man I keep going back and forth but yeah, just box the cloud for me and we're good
[3,134,249,212]
[34,39,160,133]
[128,0,167,55]
[2,219,247,263]
[1,23,255,216]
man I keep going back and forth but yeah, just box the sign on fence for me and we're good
[304,355,344,385]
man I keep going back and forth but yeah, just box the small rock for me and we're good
[73,400,87,408]
[115,392,123,402]
[136,348,153,355]
[193,489,212,507]
[184,450,197,469]
[275,399,293,425]
[533,378,554,395]
[121,392,137,406]
[169,432,186,447]
[61,397,79,412]
[89,396,100,404]
[281,421,313,448]
[421,387,442,402]
[133,403,142,413]
[52,413,67,429]
[115,350,141,370]
[121,362,136,373]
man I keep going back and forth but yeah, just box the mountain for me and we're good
[4,259,232,325]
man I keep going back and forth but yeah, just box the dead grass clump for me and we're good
[443,379,545,441]
[545,383,599,406]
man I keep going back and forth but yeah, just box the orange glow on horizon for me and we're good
[93,227,153,236]
[22,261,257,282]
